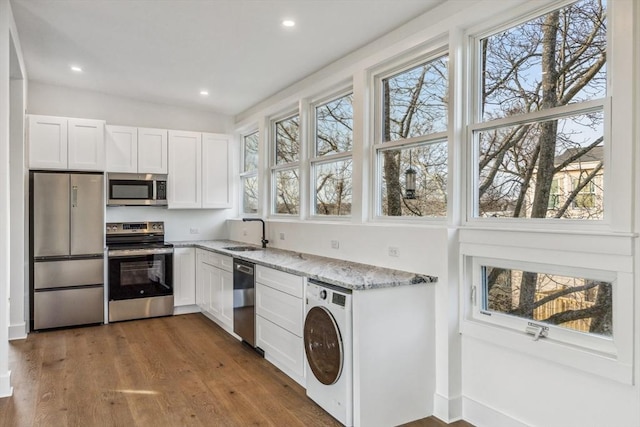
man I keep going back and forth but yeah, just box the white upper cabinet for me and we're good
[202,133,231,208]
[106,125,137,173]
[168,130,232,209]
[29,115,105,171]
[168,130,202,208]
[106,126,168,174]
[138,127,168,174]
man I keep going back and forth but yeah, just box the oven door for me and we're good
[108,248,173,300]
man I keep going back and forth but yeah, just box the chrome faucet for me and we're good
[242,218,269,248]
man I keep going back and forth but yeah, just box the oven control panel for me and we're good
[106,221,164,235]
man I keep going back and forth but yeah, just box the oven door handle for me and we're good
[108,248,174,257]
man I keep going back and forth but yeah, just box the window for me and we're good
[272,114,300,215]
[312,93,353,216]
[468,256,619,356]
[471,0,607,220]
[374,53,449,218]
[240,131,259,214]
[481,266,612,337]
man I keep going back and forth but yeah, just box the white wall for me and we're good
[107,207,229,241]
[231,0,640,426]
[1,0,27,397]
[27,81,233,133]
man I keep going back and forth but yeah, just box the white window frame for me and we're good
[466,0,611,230]
[270,111,301,217]
[371,48,450,222]
[309,89,354,219]
[240,129,259,216]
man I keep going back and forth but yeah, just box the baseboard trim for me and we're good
[173,305,200,315]
[9,322,27,340]
[463,396,530,427]
[433,392,463,423]
[0,370,12,398]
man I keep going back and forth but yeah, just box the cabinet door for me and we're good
[207,265,223,318]
[220,269,234,328]
[202,133,232,208]
[138,128,168,174]
[195,250,210,311]
[106,125,137,173]
[28,115,68,169]
[168,130,202,208]
[68,118,105,171]
[174,248,196,307]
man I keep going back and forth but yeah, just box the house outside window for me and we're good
[312,92,353,216]
[471,0,607,221]
[272,114,300,215]
[240,131,259,214]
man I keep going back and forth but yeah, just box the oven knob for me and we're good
[320,289,328,300]
[152,224,157,230]
[140,290,144,294]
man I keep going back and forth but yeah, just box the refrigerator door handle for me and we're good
[72,185,78,207]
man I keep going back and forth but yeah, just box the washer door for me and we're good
[304,306,343,385]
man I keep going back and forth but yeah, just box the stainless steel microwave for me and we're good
[107,173,168,206]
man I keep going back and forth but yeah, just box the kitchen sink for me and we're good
[223,246,262,252]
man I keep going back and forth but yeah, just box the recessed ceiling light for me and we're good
[200,90,209,96]
[70,65,83,72]
[282,20,295,28]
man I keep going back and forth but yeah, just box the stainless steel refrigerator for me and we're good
[30,171,105,330]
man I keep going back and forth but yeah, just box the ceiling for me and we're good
[11,0,446,117]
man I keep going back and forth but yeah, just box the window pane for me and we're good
[382,55,448,142]
[316,94,353,156]
[275,115,300,164]
[482,266,612,337]
[476,111,604,219]
[481,0,606,122]
[314,159,352,216]
[379,141,447,217]
[243,132,259,172]
[274,168,299,214]
[242,175,258,214]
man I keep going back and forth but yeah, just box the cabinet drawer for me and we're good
[256,283,303,336]
[34,286,104,330]
[197,249,232,272]
[256,265,304,298]
[256,315,304,378]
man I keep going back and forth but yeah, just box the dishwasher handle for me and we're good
[236,264,254,275]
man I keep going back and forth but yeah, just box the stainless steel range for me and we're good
[106,221,174,322]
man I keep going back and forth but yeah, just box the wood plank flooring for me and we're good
[1,314,473,427]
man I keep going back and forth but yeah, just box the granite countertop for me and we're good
[171,240,437,291]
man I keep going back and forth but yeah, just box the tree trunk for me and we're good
[589,282,612,335]
[383,79,402,215]
[530,11,560,218]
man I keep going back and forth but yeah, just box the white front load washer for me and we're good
[304,280,353,427]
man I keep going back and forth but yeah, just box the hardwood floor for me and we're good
[1,314,473,427]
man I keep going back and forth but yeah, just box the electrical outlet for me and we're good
[388,246,399,257]
[331,240,340,249]
[279,232,285,240]
[190,228,199,234]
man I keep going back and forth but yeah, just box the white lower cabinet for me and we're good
[256,316,304,378]
[173,248,198,313]
[255,265,305,385]
[196,249,233,332]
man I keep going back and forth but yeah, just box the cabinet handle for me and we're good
[72,186,78,207]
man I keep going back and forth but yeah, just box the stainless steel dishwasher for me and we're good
[233,258,256,347]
